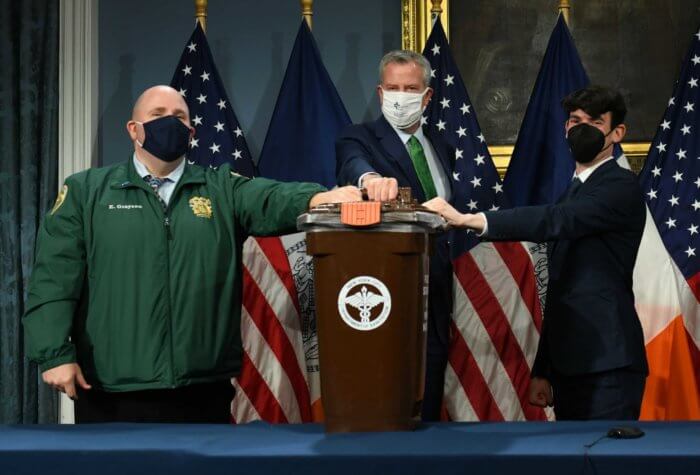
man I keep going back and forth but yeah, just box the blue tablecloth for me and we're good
[1,421,699,474]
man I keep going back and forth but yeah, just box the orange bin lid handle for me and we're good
[340,202,381,227]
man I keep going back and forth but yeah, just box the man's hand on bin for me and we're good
[362,175,398,202]
[309,186,363,209]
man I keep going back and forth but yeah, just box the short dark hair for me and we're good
[561,86,627,128]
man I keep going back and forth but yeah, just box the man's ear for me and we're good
[376,85,384,106]
[612,123,627,143]
[422,87,433,108]
[126,120,138,141]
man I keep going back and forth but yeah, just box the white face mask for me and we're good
[381,88,428,129]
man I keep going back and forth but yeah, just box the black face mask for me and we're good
[566,123,613,164]
[137,116,191,162]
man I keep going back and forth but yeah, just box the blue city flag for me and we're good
[170,21,256,177]
[503,14,589,206]
[257,20,351,187]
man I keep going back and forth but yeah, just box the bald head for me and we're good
[131,85,190,122]
[126,85,194,158]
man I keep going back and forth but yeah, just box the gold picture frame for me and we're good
[401,0,650,175]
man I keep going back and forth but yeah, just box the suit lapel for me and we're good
[425,127,454,199]
[373,117,426,201]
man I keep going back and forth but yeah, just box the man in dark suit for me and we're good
[424,86,648,420]
[336,50,455,420]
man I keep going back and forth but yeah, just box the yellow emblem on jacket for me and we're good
[189,196,213,219]
[51,185,68,215]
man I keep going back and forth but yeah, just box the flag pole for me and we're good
[301,0,313,29]
[195,0,208,32]
[430,0,443,19]
[558,0,571,24]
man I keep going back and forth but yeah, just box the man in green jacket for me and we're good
[23,85,361,423]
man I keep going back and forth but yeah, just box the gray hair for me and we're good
[378,50,431,87]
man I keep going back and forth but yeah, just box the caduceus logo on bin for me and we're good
[337,276,392,331]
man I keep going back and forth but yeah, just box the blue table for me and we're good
[1,421,699,474]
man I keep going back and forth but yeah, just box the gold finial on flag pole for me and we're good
[559,0,571,24]
[430,0,443,18]
[195,0,208,32]
[301,0,313,29]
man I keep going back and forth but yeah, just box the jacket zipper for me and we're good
[162,203,176,388]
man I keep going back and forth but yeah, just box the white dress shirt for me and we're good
[133,154,185,206]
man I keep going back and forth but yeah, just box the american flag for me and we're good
[422,19,549,421]
[170,22,315,422]
[170,22,254,177]
[635,27,700,419]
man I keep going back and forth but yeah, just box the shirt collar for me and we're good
[390,122,425,145]
[575,155,615,183]
[132,153,186,183]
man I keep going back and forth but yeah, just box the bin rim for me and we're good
[297,210,448,233]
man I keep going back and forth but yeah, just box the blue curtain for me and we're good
[0,0,60,423]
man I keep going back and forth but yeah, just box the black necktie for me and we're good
[563,177,582,201]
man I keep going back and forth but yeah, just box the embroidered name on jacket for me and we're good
[108,204,144,210]
[189,196,213,219]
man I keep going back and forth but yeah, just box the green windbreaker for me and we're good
[23,159,325,392]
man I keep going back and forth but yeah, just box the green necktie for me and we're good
[407,135,438,200]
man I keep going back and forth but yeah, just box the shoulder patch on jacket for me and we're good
[50,184,68,215]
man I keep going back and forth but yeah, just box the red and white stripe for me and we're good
[232,235,316,423]
[446,241,551,421]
